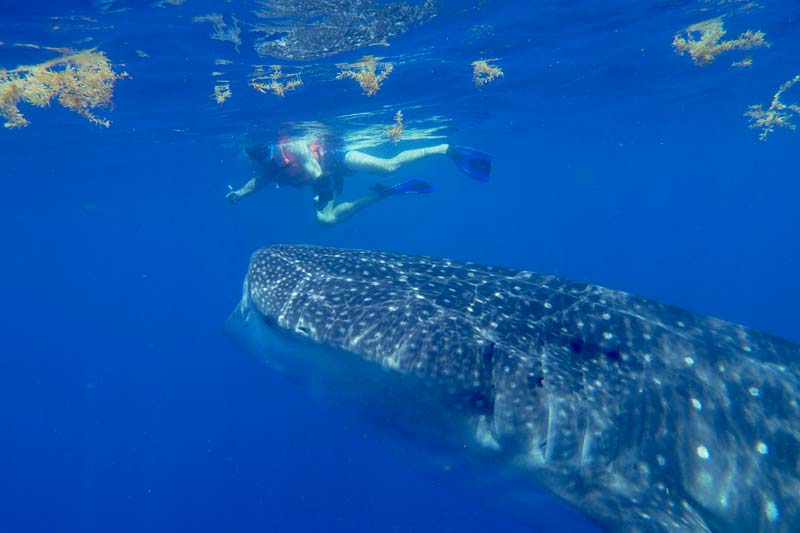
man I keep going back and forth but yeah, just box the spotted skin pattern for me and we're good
[233,244,800,532]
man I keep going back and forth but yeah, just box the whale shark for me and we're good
[225,244,800,532]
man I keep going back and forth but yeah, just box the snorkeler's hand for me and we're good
[226,185,243,204]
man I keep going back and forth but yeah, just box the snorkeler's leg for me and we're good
[344,144,449,174]
[314,193,382,226]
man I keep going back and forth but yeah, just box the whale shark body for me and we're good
[225,245,800,532]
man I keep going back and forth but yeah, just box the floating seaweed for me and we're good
[0,48,128,129]
[336,56,393,96]
[672,18,768,66]
[249,65,303,97]
[213,81,231,104]
[471,58,503,87]
[745,75,800,141]
[385,110,404,143]
[731,56,753,68]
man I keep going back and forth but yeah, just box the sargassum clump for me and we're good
[249,65,303,97]
[471,58,503,87]
[672,18,768,66]
[336,56,393,96]
[385,110,404,143]
[213,81,231,104]
[745,75,800,141]
[0,48,128,129]
[731,57,753,69]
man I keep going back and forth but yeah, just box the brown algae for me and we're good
[0,48,128,129]
[336,56,393,96]
[250,65,303,97]
[745,75,800,141]
[672,18,768,66]
[385,110,404,143]
[471,58,504,87]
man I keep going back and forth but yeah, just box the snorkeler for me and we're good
[225,140,491,226]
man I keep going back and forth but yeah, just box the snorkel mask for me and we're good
[246,143,295,171]
[246,144,275,168]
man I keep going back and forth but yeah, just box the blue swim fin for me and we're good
[371,178,434,198]
[447,145,492,182]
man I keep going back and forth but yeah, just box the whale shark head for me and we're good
[223,247,414,395]
[224,245,507,439]
[224,273,317,380]
[225,244,800,532]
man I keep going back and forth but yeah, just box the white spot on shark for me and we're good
[696,445,710,460]
[765,500,779,522]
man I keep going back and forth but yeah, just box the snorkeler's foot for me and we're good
[370,179,434,198]
[447,145,492,182]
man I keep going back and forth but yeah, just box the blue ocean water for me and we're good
[1,0,798,531]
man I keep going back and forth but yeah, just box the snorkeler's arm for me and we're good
[226,177,263,203]
[303,158,323,179]
[278,141,323,179]
[302,148,323,179]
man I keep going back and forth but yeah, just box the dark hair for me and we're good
[246,144,277,175]
[245,143,268,161]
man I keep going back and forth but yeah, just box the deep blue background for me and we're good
[1,0,799,531]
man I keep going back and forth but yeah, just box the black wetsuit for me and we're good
[312,149,352,211]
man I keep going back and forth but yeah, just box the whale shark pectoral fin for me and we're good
[492,339,714,533]
[475,414,501,451]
